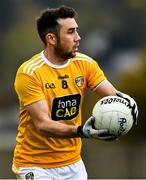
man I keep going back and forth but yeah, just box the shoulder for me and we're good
[17,52,45,76]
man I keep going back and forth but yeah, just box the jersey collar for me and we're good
[41,51,70,69]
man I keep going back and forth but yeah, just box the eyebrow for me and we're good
[68,26,79,31]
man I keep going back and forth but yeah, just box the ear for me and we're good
[45,33,57,45]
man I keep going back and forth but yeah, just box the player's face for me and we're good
[55,18,81,60]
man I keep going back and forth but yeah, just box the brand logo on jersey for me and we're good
[58,74,69,79]
[45,83,56,89]
[51,94,81,120]
[75,76,84,87]
[25,172,34,180]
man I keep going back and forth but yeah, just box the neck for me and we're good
[43,48,68,65]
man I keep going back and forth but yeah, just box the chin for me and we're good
[71,51,77,58]
[60,51,76,60]
[65,52,76,59]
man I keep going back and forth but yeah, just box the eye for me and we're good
[68,29,75,34]
[67,27,79,35]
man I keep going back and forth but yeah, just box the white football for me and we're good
[92,96,134,137]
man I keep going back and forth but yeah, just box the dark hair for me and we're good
[36,5,78,45]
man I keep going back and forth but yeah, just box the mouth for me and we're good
[74,44,79,52]
[74,47,78,52]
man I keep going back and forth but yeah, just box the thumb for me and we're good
[86,116,95,126]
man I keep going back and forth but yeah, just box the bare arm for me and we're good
[95,80,117,97]
[26,80,117,139]
[26,99,78,138]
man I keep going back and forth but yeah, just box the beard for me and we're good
[54,40,76,60]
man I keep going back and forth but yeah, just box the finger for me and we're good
[97,135,117,140]
[104,136,118,141]
[116,92,131,105]
[87,129,109,138]
[89,129,108,138]
[136,110,138,118]
[97,129,109,135]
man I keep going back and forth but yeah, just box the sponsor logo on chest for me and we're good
[51,94,81,120]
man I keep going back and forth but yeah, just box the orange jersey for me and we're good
[13,51,106,168]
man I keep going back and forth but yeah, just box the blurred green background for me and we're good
[1,0,146,178]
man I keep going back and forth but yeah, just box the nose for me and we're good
[75,31,81,41]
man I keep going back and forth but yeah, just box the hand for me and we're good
[77,116,116,140]
[116,91,138,125]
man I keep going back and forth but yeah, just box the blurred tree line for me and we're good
[0,0,146,138]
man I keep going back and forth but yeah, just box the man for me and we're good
[12,5,138,179]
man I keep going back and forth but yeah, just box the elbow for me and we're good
[34,120,49,136]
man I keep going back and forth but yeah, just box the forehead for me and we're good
[57,18,78,30]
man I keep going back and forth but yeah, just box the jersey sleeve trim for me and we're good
[92,79,107,91]
[23,56,45,76]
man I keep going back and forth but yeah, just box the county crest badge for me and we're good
[75,76,84,87]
